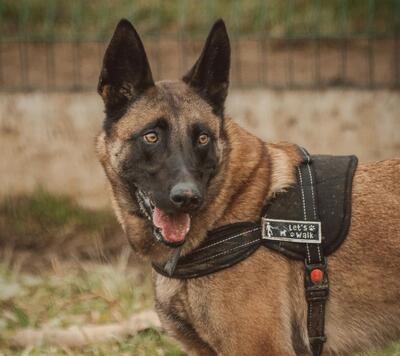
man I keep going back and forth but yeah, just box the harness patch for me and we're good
[262,218,321,244]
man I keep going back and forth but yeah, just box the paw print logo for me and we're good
[308,225,316,232]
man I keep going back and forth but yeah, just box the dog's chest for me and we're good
[154,274,184,306]
[154,274,216,342]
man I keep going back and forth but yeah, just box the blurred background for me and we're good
[0,1,399,354]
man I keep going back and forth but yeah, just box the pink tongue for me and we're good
[153,207,190,243]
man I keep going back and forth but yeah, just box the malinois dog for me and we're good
[96,18,400,355]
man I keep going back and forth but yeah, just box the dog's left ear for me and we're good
[183,19,230,117]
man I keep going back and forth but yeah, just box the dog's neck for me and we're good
[180,118,302,256]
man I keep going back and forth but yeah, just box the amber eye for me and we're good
[198,133,209,145]
[143,132,158,144]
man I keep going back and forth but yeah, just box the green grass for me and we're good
[1,0,398,41]
[0,187,115,233]
[0,188,122,258]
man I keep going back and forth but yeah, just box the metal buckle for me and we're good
[304,257,327,272]
[304,258,329,302]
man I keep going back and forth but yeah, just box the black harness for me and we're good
[153,148,358,356]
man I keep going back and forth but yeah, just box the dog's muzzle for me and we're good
[135,189,186,248]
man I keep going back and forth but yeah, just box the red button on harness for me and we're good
[310,268,324,284]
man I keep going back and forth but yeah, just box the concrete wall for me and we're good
[1,90,399,208]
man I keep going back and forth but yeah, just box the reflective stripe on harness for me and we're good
[296,147,329,356]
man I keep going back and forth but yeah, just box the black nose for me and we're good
[170,182,202,210]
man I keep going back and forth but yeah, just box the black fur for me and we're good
[98,19,154,132]
[119,119,219,215]
[183,19,231,118]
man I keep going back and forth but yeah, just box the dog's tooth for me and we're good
[153,228,163,242]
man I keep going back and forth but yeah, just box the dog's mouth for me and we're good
[135,189,190,248]
[153,208,190,244]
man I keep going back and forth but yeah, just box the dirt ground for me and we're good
[1,38,399,90]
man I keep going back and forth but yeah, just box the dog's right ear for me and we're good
[98,19,154,116]
[183,19,230,117]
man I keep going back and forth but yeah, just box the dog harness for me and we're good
[152,147,358,356]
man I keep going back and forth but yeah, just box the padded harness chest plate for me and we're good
[262,154,358,260]
[153,151,358,278]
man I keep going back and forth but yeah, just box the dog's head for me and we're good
[97,19,230,259]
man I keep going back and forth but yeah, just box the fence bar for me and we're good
[97,0,110,71]
[155,0,162,80]
[232,0,242,86]
[178,0,187,74]
[339,0,348,84]
[286,0,294,86]
[205,0,216,29]
[395,0,400,86]
[44,0,56,89]
[72,0,83,90]
[257,0,268,86]
[18,0,30,90]
[367,0,375,88]
[314,0,321,87]
[0,0,3,86]
[98,0,109,42]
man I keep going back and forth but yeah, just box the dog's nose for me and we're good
[170,182,202,210]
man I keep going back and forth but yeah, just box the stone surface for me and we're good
[1,90,399,207]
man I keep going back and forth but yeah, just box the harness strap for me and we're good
[153,222,262,278]
[297,147,329,356]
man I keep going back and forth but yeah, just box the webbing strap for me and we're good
[297,147,329,356]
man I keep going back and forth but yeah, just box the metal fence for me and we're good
[1,0,399,91]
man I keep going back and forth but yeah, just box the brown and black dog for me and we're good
[96,18,400,355]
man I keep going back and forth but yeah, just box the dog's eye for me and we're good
[198,133,209,145]
[143,132,158,144]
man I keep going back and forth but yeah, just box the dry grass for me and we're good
[0,251,182,355]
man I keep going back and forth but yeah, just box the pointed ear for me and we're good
[98,19,154,116]
[183,19,230,117]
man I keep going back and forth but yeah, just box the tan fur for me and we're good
[97,80,400,355]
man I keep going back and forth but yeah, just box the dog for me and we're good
[96,18,400,355]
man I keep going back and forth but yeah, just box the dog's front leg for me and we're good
[154,275,217,355]
[156,306,216,355]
